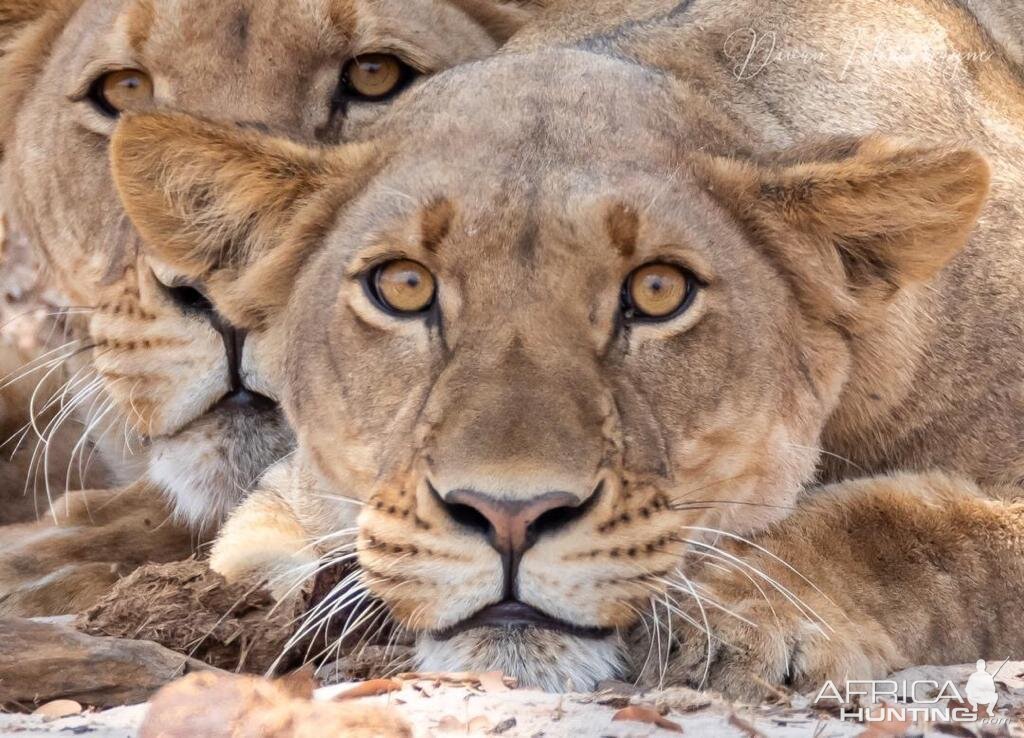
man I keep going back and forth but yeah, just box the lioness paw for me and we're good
[209,471,318,602]
[657,589,902,701]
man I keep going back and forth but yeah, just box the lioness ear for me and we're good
[448,0,542,43]
[111,112,378,327]
[0,0,81,153]
[696,136,990,324]
[0,0,71,45]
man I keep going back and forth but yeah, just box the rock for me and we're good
[0,617,217,709]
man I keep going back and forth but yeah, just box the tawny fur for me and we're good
[0,0,537,614]
[0,481,193,616]
[112,0,1024,695]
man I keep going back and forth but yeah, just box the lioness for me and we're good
[0,0,535,614]
[111,0,1024,696]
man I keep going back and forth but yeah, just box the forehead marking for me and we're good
[420,198,456,253]
[126,0,155,53]
[326,0,359,39]
[605,203,640,258]
[230,8,250,54]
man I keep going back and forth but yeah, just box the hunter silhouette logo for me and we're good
[965,660,999,713]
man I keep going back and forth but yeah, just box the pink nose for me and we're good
[443,489,583,556]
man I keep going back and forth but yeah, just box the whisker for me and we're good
[658,576,759,628]
[674,568,713,690]
[681,525,843,616]
[695,556,780,625]
[783,442,866,474]
[678,536,833,636]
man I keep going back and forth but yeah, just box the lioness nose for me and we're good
[441,489,586,557]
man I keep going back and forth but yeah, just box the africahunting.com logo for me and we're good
[813,659,1009,725]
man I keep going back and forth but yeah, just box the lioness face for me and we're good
[0,0,523,526]
[279,55,839,689]
[113,50,986,689]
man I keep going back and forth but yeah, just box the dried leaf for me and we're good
[412,681,436,697]
[468,715,493,731]
[728,714,767,737]
[32,700,82,719]
[490,717,517,734]
[140,672,412,738]
[855,711,914,737]
[596,694,633,709]
[612,705,683,733]
[932,723,978,738]
[333,678,402,700]
[436,715,468,732]
[479,671,512,693]
[398,671,478,682]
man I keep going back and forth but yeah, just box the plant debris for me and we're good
[612,705,684,733]
[139,671,411,738]
[78,559,302,674]
[31,700,83,719]
[333,678,403,700]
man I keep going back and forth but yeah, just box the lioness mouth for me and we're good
[433,600,613,641]
[213,388,278,414]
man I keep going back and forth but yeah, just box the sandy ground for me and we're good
[3,662,1023,737]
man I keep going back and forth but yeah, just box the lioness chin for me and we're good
[0,0,536,615]
[110,0,1024,695]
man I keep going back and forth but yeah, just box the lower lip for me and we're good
[432,601,613,641]
[213,389,278,413]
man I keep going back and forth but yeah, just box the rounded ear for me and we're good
[110,112,379,328]
[447,0,544,43]
[695,136,991,324]
[0,0,74,45]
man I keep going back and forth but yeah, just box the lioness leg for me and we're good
[0,481,193,616]
[209,461,320,601]
[652,472,1024,700]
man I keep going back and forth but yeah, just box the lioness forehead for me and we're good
[373,49,686,167]
[321,50,726,269]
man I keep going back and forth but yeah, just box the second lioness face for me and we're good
[1,0,522,525]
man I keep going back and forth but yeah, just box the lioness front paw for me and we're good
[646,572,905,701]
[209,484,318,601]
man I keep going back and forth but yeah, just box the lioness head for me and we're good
[111,48,988,688]
[0,0,533,526]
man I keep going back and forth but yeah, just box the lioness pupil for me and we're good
[344,54,405,99]
[372,259,435,314]
[626,263,691,320]
[92,69,154,117]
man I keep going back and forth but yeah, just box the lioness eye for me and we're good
[622,263,694,320]
[341,54,412,100]
[370,259,436,315]
[89,69,154,117]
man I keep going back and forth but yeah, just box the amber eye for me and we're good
[89,69,154,117]
[622,263,694,321]
[341,54,412,100]
[369,259,436,315]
